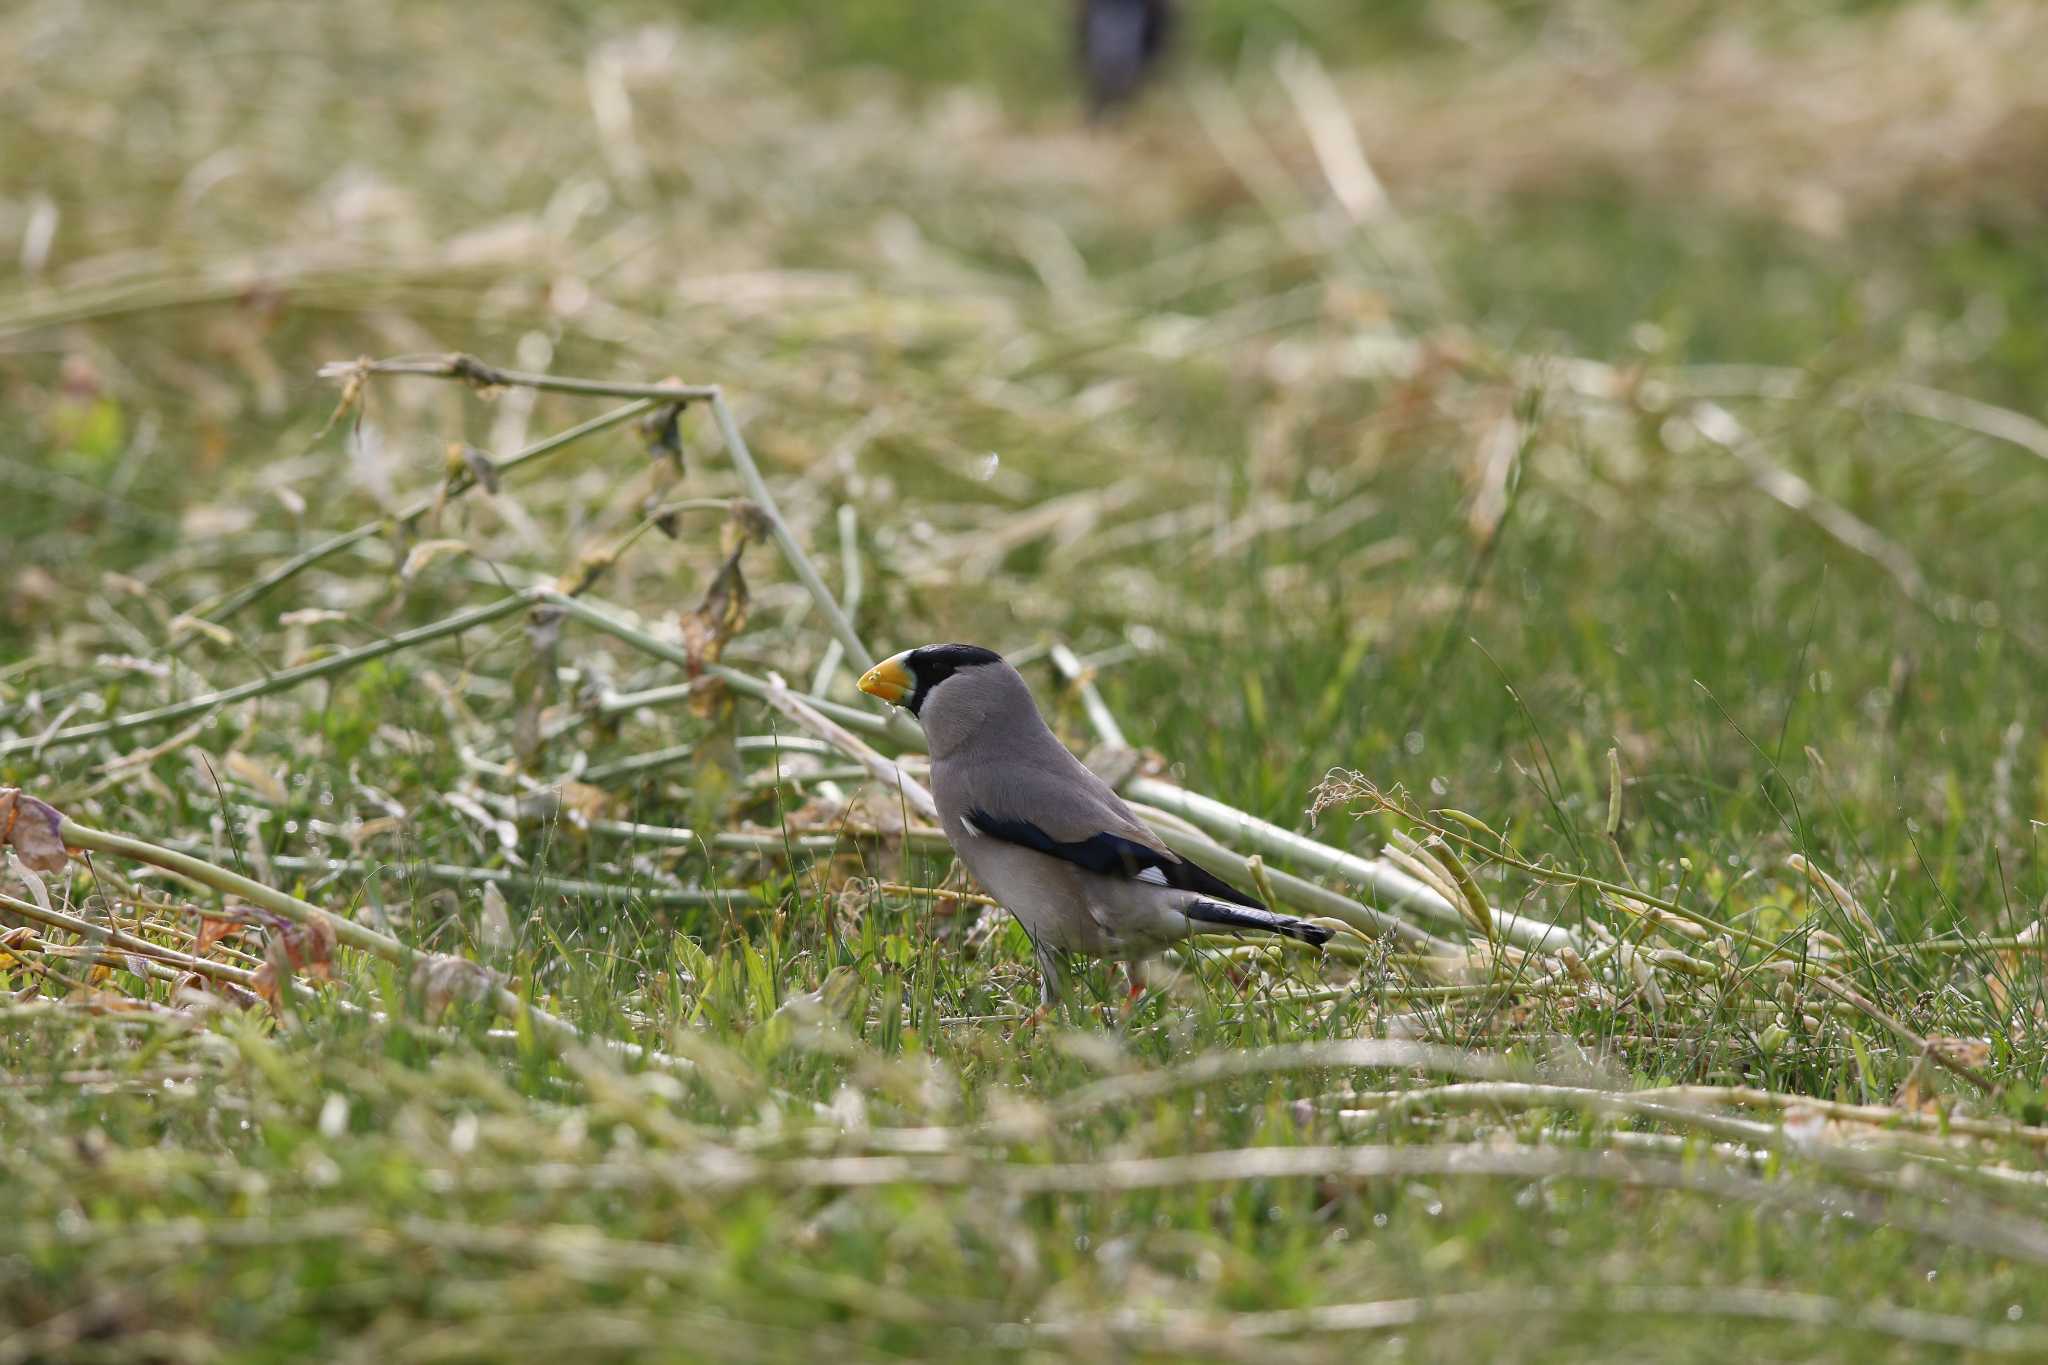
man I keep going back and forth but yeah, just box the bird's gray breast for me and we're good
[933,764,1185,957]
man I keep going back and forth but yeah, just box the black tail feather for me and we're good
[1185,899,1334,946]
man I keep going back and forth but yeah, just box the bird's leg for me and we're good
[1020,939,1069,1031]
[1117,958,1150,1017]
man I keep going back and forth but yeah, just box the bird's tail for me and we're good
[1185,900,1334,946]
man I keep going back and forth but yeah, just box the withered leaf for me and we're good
[0,788,71,873]
[1927,1035,1992,1069]
[255,910,338,1013]
[690,678,731,724]
[721,501,771,557]
[679,547,749,678]
[555,546,617,597]
[639,400,686,467]
[250,961,281,1013]
[195,916,241,956]
[317,360,368,438]
[642,459,684,539]
[414,952,503,1021]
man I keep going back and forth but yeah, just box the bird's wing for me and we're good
[961,753,1264,910]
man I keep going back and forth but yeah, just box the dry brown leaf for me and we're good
[195,916,241,956]
[318,359,368,437]
[679,547,749,677]
[250,960,281,1012]
[554,546,617,597]
[254,911,339,1013]
[1896,1038,1991,1113]
[642,456,685,539]
[721,500,771,558]
[1927,1035,1993,1069]
[414,952,502,1021]
[0,788,71,873]
[639,400,686,467]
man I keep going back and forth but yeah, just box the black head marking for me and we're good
[905,643,1003,716]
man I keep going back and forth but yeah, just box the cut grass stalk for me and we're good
[318,353,719,403]
[158,845,763,908]
[1,591,537,758]
[0,889,264,994]
[1030,1284,2048,1356]
[50,813,701,1073]
[336,353,890,710]
[1042,642,1569,950]
[193,397,660,622]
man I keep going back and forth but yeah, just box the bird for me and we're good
[1077,0,1175,117]
[858,643,1332,1009]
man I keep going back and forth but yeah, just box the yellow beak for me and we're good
[857,652,915,706]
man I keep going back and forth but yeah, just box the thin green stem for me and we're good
[3,591,537,759]
[321,353,718,402]
[197,399,656,621]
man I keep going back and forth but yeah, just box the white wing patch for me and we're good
[960,814,983,838]
[1135,865,1169,886]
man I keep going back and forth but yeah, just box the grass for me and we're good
[4,0,2048,1358]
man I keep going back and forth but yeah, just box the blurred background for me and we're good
[5,0,2044,843]
[5,2,2048,1357]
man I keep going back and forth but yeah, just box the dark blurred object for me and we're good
[1078,0,1174,116]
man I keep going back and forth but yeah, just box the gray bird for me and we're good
[858,644,1332,1008]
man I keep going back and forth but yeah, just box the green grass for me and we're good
[3,0,2048,1358]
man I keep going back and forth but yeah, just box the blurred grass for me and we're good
[3,0,2048,1359]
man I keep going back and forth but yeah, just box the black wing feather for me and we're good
[966,808,1264,910]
